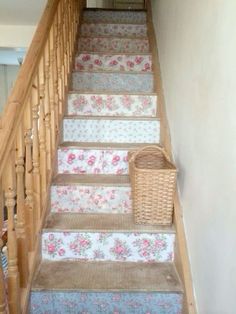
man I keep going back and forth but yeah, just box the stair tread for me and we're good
[53,174,130,186]
[32,260,183,293]
[44,213,175,233]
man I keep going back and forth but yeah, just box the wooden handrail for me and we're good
[0,0,85,312]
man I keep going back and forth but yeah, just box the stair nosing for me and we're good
[81,21,147,26]
[84,8,147,12]
[79,35,148,40]
[67,90,157,96]
[72,69,154,75]
[63,115,159,121]
[75,51,152,56]
[58,142,159,149]
[52,174,130,186]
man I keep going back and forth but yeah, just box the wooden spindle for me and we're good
[24,101,35,251]
[4,151,20,313]
[52,17,60,136]
[32,80,42,224]
[49,29,57,153]
[38,60,48,201]
[16,122,29,288]
[57,2,64,115]
[44,41,52,172]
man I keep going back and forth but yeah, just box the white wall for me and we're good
[0,65,19,113]
[151,0,236,313]
[0,25,36,48]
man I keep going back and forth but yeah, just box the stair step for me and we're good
[51,174,131,214]
[72,71,154,93]
[62,117,160,143]
[78,37,150,53]
[81,23,147,38]
[67,92,157,116]
[31,261,183,313]
[42,213,175,262]
[75,53,152,72]
[83,9,147,24]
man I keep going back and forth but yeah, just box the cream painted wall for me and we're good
[0,25,36,47]
[0,65,19,113]
[151,0,236,313]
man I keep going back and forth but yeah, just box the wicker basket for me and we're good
[129,145,177,226]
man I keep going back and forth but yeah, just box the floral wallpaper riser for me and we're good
[42,232,175,262]
[67,93,157,116]
[63,119,160,143]
[30,291,183,314]
[51,185,132,214]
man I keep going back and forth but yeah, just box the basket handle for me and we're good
[129,145,171,163]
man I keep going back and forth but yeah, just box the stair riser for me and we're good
[31,291,183,314]
[58,148,129,175]
[83,10,147,23]
[78,37,150,53]
[63,119,160,143]
[42,232,175,263]
[68,93,157,117]
[72,72,153,93]
[75,53,152,72]
[81,23,147,37]
[51,185,131,214]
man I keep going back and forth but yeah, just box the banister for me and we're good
[0,0,59,176]
[0,0,84,312]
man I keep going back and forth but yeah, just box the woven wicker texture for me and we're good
[129,146,177,225]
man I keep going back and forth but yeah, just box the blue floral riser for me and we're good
[30,291,183,314]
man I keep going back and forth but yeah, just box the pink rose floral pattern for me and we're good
[31,291,183,314]
[57,148,129,175]
[51,185,132,214]
[78,37,150,53]
[75,53,152,72]
[81,23,147,37]
[42,232,175,262]
[83,10,147,24]
[72,72,153,93]
[63,119,160,143]
[68,93,157,117]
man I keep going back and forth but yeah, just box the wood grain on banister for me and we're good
[0,0,84,312]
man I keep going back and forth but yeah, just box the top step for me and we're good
[83,9,147,24]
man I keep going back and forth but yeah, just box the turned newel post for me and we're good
[16,122,29,288]
[4,151,20,313]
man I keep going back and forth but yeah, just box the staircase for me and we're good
[30,8,183,313]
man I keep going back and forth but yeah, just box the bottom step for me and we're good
[30,261,183,313]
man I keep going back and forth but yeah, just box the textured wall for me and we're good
[151,0,236,313]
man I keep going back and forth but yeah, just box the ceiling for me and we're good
[0,0,47,25]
